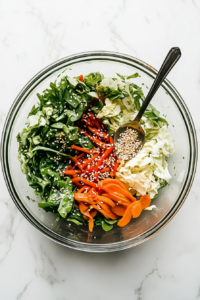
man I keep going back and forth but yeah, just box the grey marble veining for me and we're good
[0,0,200,299]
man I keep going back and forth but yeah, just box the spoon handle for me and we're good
[134,47,181,122]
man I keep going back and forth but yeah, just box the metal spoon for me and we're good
[114,47,181,154]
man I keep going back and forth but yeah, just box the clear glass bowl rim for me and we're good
[0,51,198,252]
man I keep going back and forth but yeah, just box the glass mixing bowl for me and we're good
[1,51,198,252]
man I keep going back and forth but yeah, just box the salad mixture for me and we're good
[17,72,174,232]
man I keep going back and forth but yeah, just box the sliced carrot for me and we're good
[131,201,142,218]
[71,145,92,154]
[104,184,136,202]
[73,181,83,188]
[117,202,136,227]
[139,194,151,209]
[72,174,78,178]
[90,210,97,218]
[99,167,110,173]
[71,157,83,170]
[86,118,93,127]
[79,74,84,82]
[96,195,115,207]
[81,154,98,169]
[79,129,108,149]
[62,170,81,175]
[88,126,109,142]
[77,186,90,194]
[101,192,130,205]
[91,204,111,219]
[74,193,94,204]
[111,205,126,216]
[96,201,111,214]
[110,161,119,177]
[76,153,85,160]
[88,112,102,130]
[100,178,127,190]
[72,177,98,188]
[79,202,93,232]
[94,118,102,130]
[109,212,119,220]
[88,188,98,195]
[94,146,114,171]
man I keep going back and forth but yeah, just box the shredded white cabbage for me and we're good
[97,77,175,198]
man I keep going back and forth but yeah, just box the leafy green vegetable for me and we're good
[104,219,119,225]
[74,134,94,149]
[90,99,104,114]
[84,72,103,88]
[63,125,79,141]
[102,221,113,231]
[126,73,140,79]
[116,73,125,81]
[67,218,83,225]
[64,102,85,122]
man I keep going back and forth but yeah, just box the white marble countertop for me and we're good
[0,0,199,299]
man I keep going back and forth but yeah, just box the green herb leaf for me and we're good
[116,73,125,80]
[126,73,140,79]
[102,221,113,232]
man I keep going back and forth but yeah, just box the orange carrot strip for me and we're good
[90,209,97,218]
[94,119,102,130]
[83,209,97,220]
[100,178,127,190]
[96,201,111,214]
[94,146,114,171]
[71,145,92,154]
[81,113,86,122]
[111,205,126,216]
[73,181,83,188]
[91,204,111,219]
[72,174,78,178]
[76,153,85,160]
[74,194,95,205]
[88,126,109,141]
[96,195,115,207]
[77,186,90,194]
[71,157,83,170]
[110,161,119,177]
[85,118,93,127]
[72,177,98,188]
[88,112,102,130]
[131,201,142,218]
[79,129,109,149]
[109,212,119,220]
[139,194,151,209]
[79,202,93,232]
[99,167,110,173]
[103,184,136,202]
[117,202,135,227]
[100,192,130,205]
[81,154,98,169]
[88,188,98,195]
[62,170,81,175]
[117,202,142,227]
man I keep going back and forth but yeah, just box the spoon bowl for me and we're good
[114,47,181,156]
[114,120,145,148]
